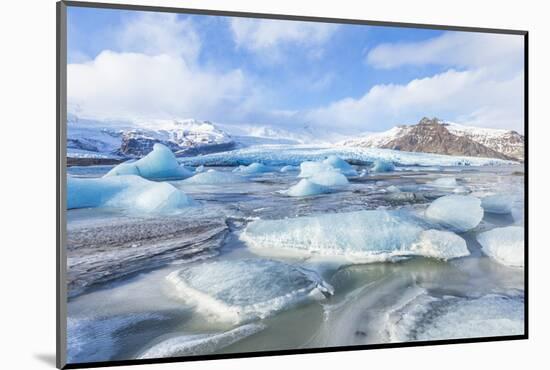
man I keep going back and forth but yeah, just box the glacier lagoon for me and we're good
[66,146,525,363]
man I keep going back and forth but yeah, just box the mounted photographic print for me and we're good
[57,1,528,368]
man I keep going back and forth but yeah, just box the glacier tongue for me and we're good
[241,210,469,262]
[167,259,333,323]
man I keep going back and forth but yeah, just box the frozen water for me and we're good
[195,165,205,173]
[167,259,333,323]
[477,226,524,268]
[298,161,337,178]
[280,165,299,172]
[386,185,401,193]
[232,162,271,174]
[284,179,330,197]
[481,194,514,214]
[105,144,193,180]
[67,175,194,213]
[183,170,246,184]
[429,177,457,187]
[371,159,395,173]
[323,155,358,176]
[309,171,349,187]
[425,195,483,232]
[242,210,469,262]
[138,324,265,359]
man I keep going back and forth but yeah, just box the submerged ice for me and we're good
[241,210,469,262]
[167,259,333,323]
[425,195,483,232]
[477,226,524,268]
[105,143,193,180]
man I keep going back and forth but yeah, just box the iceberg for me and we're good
[425,195,483,232]
[477,226,524,267]
[105,143,193,180]
[371,159,395,172]
[309,171,349,187]
[298,161,336,178]
[183,170,246,184]
[429,177,457,187]
[232,162,271,174]
[386,185,401,193]
[167,259,333,323]
[67,175,194,213]
[138,324,265,359]
[241,210,469,262]
[195,165,205,173]
[481,194,514,214]
[280,165,299,172]
[284,179,330,197]
[322,155,358,176]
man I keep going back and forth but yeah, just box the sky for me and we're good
[67,6,525,135]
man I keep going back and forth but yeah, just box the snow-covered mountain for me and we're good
[341,118,524,161]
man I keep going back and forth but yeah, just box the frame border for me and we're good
[56,1,529,369]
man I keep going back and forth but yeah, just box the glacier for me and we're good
[183,170,247,184]
[178,145,514,167]
[481,194,514,214]
[167,259,333,323]
[105,143,193,180]
[477,226,524,268]
[241,210,469,262]
[425,195,483,232]
[67,175,194,213]
[138,324,265,359]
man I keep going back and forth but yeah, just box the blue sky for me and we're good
[67,6,525,134]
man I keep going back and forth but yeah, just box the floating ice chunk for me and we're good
[280,165,299,172]
[195,165,205,173]
[322,155,358,176]
[284,179,330,197]
[477,226,524,268]
[309,171,349,187]
[67,175,194,213]
[298,161,336,178]
[481,194,514,214]
[453,186,469,194]
[386,185,401,193]
[241,210,469,262]
[429,177,457,187]
[167,259,333,323]
[371,159,395,172]
[232,162,271,174]
[425,195,483,232]
[138,323,265,359]
[105,144,193,180]
[183,170,246,184]
[410,230,469,260]
[386,293,524,342]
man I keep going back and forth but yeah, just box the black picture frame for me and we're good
[56,1,529,368]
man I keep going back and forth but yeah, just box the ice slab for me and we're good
[284,179,330,197]
[67,175,194,213]
[167,259,333,323]
[105,143,193,180]
[371,159,395,172]
[429,177,457,187]
[232,162,271,174]
[241,210,469,262]
[298,161,336,178]
[323,155,358,176]
[138,324,265,359]
[183,170,246,184]
[425,195,483,232]
[481,194,514,214]
[309,171,349,187]
[477,226,524,268]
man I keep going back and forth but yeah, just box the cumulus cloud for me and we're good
[230,18,338,62]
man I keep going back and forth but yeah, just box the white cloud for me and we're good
[366,32,523,72]
[230,18,338,61]
[305,68,524,132]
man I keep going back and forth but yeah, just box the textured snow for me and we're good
[481,194,514,214]
[232,162,272,174]
[477,226,524,268]
[372,159,395,172]
[138,324,265,359]
[183,170,246,184]
[241,210,469,262]
[284,179,330,197]
[67,175,194,213]
[425,195,483,232]
[178,145,513,167]
[167,259,333,323]
[105,143,193,180]
[322,155,358,176]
